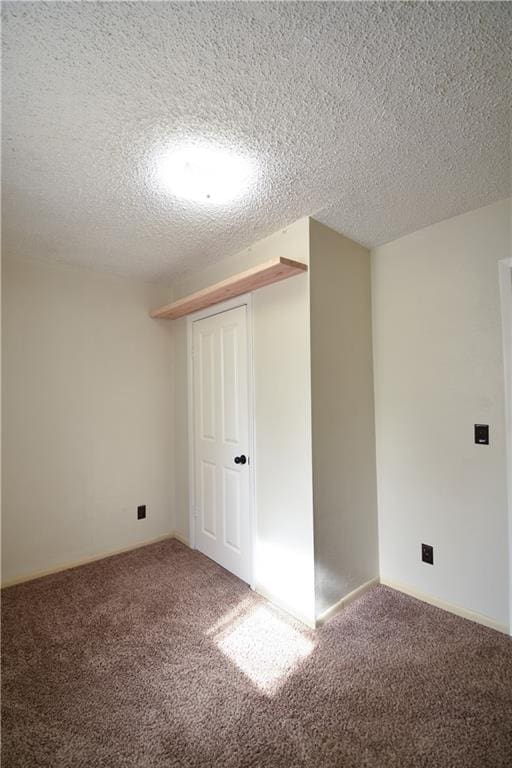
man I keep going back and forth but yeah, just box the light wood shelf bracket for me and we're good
[150,257,307,319]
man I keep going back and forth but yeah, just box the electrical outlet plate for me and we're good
[474,424,489,445]
[137,505,146,520]
[421,543,434,565]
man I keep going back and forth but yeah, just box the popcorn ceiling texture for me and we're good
[2,2,511,280]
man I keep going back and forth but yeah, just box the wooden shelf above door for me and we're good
[150,257,308,319]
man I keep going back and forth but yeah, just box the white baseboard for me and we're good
[172,532,191,547]
[1,533,175,589]
[253,581,317,629]
[316,576,380,627]
[380,577,509,636]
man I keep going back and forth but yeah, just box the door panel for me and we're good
[193,305,251,583]
[223,466,241,551]
[200,460,217,538]
[199,331,215,440]
[221,325,240,444]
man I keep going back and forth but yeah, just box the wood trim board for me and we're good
[150,257,307,319]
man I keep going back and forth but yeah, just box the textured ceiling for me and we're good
[2,1,511,280]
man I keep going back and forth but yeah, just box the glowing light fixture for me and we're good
[155,142,255,205]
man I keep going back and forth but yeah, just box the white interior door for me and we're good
[192,304,252,583]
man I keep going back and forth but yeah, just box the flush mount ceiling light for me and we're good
[155,143,255,205]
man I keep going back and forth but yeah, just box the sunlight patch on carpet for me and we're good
[213,604,314,695]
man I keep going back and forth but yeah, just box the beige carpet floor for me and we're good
[2,538,512,767]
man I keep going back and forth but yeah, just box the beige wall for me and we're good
[309,220,379,616]
[372,198,510,628]
[2,257,174,584]
[7,201,508,631]
[171,219,316,625]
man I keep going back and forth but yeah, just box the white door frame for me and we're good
[499,257,512,635]
[187,293,256,589]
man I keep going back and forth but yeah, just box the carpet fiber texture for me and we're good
[2,539,512,767]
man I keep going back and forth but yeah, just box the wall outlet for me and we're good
[421,543,434,565]
[137,505,146,520]
[474,424,489,445]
